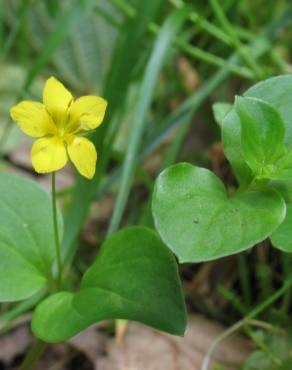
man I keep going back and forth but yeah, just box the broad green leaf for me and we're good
[212,102,232,128]
[32,226,187,343]
[0,173,62,302]
[152,163,286,263]
[235,96,285,177]
[222,75,292,187]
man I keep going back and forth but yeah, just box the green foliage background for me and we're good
[0,0,292,368]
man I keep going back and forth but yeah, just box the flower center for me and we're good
[57,126,66,137]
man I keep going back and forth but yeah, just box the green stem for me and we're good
[52,172,62,289]
[18,174,62,370]
[201,276,292,370]
[210,0,263,79]
[110,0,254,80]
[19,338,46,370]
[169,0,232,45]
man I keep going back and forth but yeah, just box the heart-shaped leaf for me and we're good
[152,163,286,263]
[32,226,187,343]
[0,173,62,302]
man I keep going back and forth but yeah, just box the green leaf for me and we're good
[222,108,253,188]
[246,75,292,148]
[152,163,286,263]
[270,177,292,252]
[271,204,292,252]
[32,226,186,343]
[235,96,286,177]
[0,173,62,302]
[212,102,232,128]
[266,151,292,182]
[222,75,292,188]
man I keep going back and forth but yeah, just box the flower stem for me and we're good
[18,174,62,370]
[19,338,46,370]
[52,172,62,289]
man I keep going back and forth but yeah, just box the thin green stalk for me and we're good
[201,276,292,370]
[1,0,31,59]
[107,7,190,235]
[173,37,254,79]
[110,0,135,17]
[210,0,263,79]
[110,0,254,80]
[169,0,232,45]
[19,338,46,370]
[161,117,191,170]
[246,327,282,366]
[51,172,62,289]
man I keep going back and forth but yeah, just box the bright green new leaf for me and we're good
[235,96,286,176]
[222,75,292,188]
[32,226,187,343]
[268,151,292,182]
[212,102,232,128]
[222,108,253,188]
[152,163,286,263]
[246,75,292,148]
[0,173,62,302]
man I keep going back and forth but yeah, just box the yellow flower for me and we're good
[10,77,107,179]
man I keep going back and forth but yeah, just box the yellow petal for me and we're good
[67,136,97,179]
[68,95,107,132]
[31,136,68,173]
[43,77,73,122]
[10,101,56,138]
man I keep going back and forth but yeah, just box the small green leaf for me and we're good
[0,173,62,302]
[235,96,285,176]
[246,75,292,148]
[222,108,253,188]
[268,151,292,181]
[212,102,232,128]
[152,163,286,262]
[32,226,186,343]
[222,75,292,187]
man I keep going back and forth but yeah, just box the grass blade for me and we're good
[107,6,191,234]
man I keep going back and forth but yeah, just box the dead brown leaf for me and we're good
[69,316,253,370]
